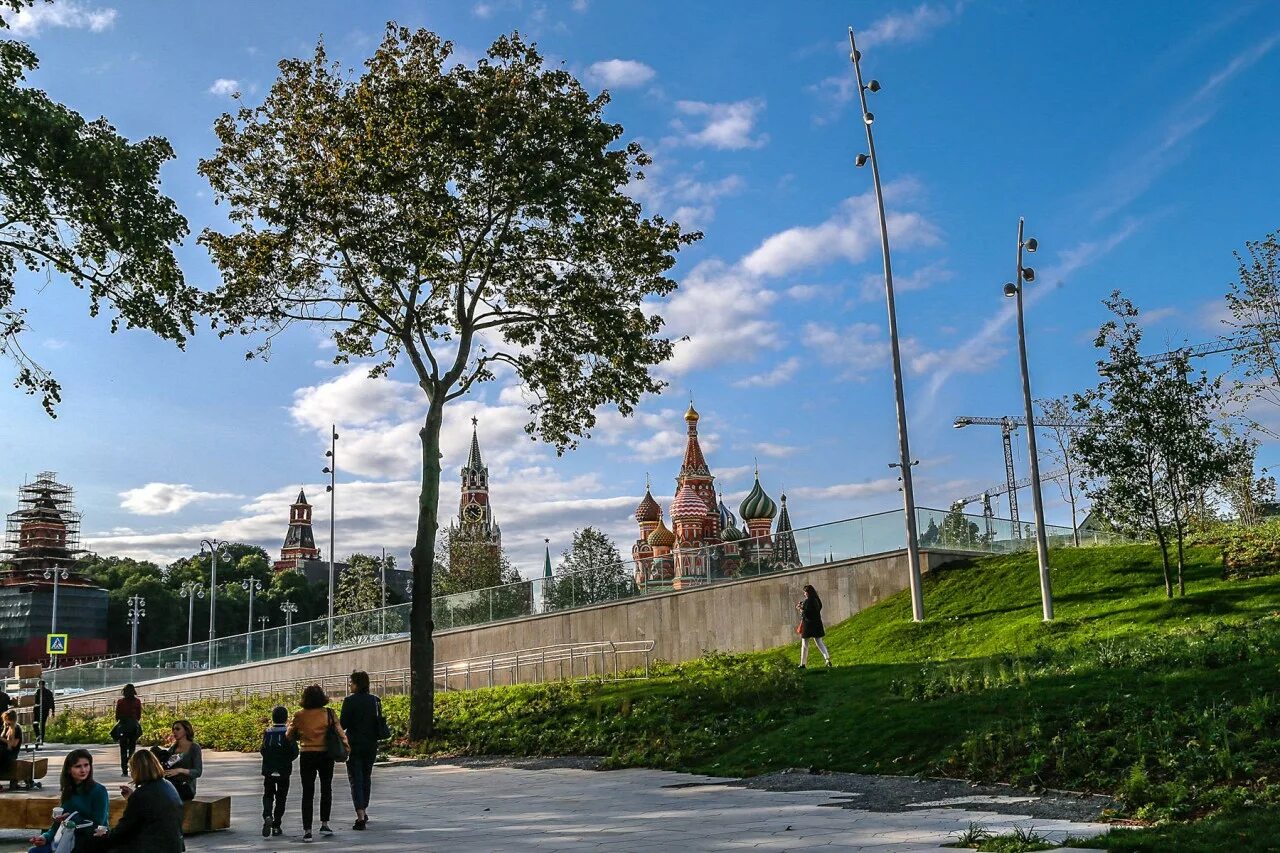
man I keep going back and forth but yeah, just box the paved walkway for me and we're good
[3,746,1109,851]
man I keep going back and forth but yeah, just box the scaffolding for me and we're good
[1,472,86,580]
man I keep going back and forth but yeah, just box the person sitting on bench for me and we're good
[0,709,22,781]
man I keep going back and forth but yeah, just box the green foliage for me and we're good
[333,553,399,641]
[1189,520,1280,580]
[544,527,634,609]
[0,6,199,413]
[197,23,699,738]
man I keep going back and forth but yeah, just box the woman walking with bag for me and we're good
[795,584,831,669]
[112,684,142,776]
[340,670,389,830]
[287,684,349,843]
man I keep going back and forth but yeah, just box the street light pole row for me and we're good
[847,27,1053,623]
[126,594,146,657]
[322,425,339,648]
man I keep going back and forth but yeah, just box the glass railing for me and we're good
[47,507,1116,694]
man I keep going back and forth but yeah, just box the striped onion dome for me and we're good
[671,483,710,521]
[739,474,777,521]
[720,523,744,542]
[647,517,676,547]
[635,488,661,523]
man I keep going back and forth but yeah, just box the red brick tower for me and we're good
[274,488,321,570]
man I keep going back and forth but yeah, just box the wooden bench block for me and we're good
[0,797,27,826]
[108,798,126,824]
[180,798,210,834]
[15,665,42,679]
[202,795,231,831]
[0,758,48,784]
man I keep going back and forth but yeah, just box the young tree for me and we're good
[545,527,631,609]
[0,1,199,414]
[1218,426,1276,526]
[1036,396,1086,546]
[333,554,386,642]
[434,527,521,595]
[199,26,696,739]
[1075,293,1236,596]
[1224,231,1280,437]
[938,505,980,548]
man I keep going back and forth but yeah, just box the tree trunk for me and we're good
[1176,531,1186,596]
[409,395,445,741]
[1066,468,1080,548]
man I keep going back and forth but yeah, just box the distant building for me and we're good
[0,473,108,664]
[272,489,409,598]
[448,418,503,564]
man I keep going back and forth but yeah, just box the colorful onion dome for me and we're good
[635,488,661,523]
[739,474,777,521]
[671,483,709,521]
[647,518,676,547]
[721,523,744,542]
[685,402,700,423]
[717,495,737,529]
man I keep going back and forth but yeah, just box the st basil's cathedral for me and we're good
[633,405,800,590]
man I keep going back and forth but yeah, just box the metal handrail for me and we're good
[55,640,655,716]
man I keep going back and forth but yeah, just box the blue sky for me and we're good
[2,0,1278,577]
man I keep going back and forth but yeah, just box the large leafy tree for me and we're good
[198,25,696,739]
[0,0,199,413]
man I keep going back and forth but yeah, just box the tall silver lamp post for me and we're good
[280,600,298,653]
[322,425,339,647]
[43,567,69,670]
[200,538,232,669]
[179,581,205,664]
[126,594,147,657]
[243,577,263,659]
[848,26,925,621]
[1005,217,1054,620]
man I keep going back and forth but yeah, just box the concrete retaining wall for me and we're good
[67,548,969,702]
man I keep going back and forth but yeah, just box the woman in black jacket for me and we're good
[339,670,382,830]
[795,584,831,669]
[90,750,184,853]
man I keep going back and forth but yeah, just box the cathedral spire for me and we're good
[679,401,710,476]
[774,493,800,568]
[467,416,484,470]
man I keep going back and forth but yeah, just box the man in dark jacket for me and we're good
[35,681,54,740]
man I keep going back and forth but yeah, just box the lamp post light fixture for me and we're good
[43,567,69,669]
[380,547,388,637]
[257,614,270,653]
[1004,217,1054,621]
[179,581,205,661]
[243,577,264,659]
[200,538,233,669]
[280,600,299,653]
[126,594,147,657]
[322,425,340,647]
[848,26,925,622]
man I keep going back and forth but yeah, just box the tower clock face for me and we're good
[464,504,484,523]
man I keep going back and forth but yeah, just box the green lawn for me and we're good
[50,543,1280,850]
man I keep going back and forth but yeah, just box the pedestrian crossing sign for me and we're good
[46,634,68,655]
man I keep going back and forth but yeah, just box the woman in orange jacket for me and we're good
[286,684,349,843]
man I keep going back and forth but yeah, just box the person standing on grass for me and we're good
[340,670,382,830]
[27,749,109,852]
[113,684,143,776]
[795,584,831,669]
[287,684,349,843]
[260,704,298,838]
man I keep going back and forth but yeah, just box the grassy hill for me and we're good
[50,543,1280,850]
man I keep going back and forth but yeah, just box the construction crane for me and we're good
[950,467,1068,542]
[953,416,1075,536]
[1146,330,1275,364]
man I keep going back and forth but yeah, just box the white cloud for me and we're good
[119,483,241,516]
[660,260,781,375]
[42,338,69,350]
[473,2,494,18]
[208,78,239,97]
[672,99,768,150]
[858,3,958,49]
[753,442,799,458]
[788,478,900,501]
[742,182,940,278]
[802,322,889,381]
[785,284,836,301]
[7,0,116,35]
[628,162,743,229]
[733,357,802,389]
[858,259,951,301]
[585,59,656,89]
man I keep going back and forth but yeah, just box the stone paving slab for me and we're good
[0,746,1111,851]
